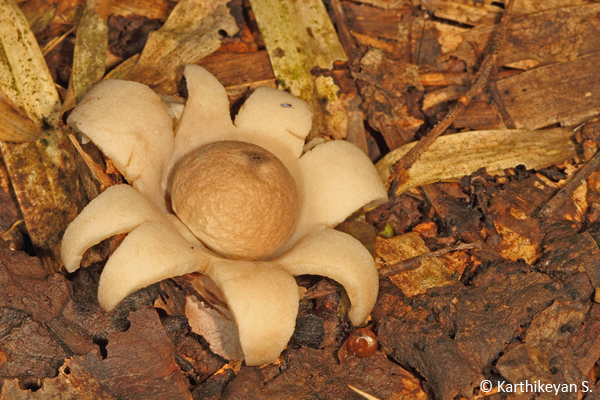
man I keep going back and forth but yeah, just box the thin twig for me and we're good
[538,148,600,218]
[378,241,482,279]
[1,219,23,239]
[41,25,77,56]
[488,67,517,129]
[304,242,481,300]
[389,0,516,197]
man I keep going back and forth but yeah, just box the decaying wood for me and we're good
[343,1,402,41]
[444,4,600,70]
[497,52,600,129]
[378,241,480,278]
[196,50,276,101]
[388,0,515,197]
[539,148,600,219]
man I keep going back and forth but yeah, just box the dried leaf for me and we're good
[0,249,71,380]
[376,128,576,193]
[497,53,600,129]
[0,0,85,272]
[61,0,108,114]
[185,296,244,362]
[250,0,353,140]
[73,306,192,400]
[19,0,58,34]
[0,0,61,125]
[443,4,600,70]
[0,309,67,380]
[0,91,42,142]
[124,0,239,93]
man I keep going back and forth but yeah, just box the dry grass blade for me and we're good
[249,0,347,99]
[376,128,576,194]
[0,0,85,272]
[348,385,383,400]
[61,0,109,115]
[0,0,61,124]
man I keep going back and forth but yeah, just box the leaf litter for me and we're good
[3,0,600,398]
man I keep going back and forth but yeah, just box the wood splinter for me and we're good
[538,148,600,219]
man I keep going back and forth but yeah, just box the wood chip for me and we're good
[498,52,600,130]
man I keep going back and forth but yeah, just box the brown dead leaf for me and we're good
[0,308,67,381]
[0,248,70,324]
[444,4,600,70]
[378,261,559,399]
[0,248,72,380]
[0,92,43,142]
[73,306,192,400]
[357,48,424,150]
[497,53,600,129]
[124,0,239,93]
[185,296,243,362]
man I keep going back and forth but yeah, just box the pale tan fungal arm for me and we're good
[98,221,211,311]
[287,140,388,247]
[61,185,169,273]
[206,260,300,366]
[234,86,312,171]
[277,228,378,325]
[67,79,174,209]
[166,65,236,185]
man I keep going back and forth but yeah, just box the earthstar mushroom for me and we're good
[62,65,387,366]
